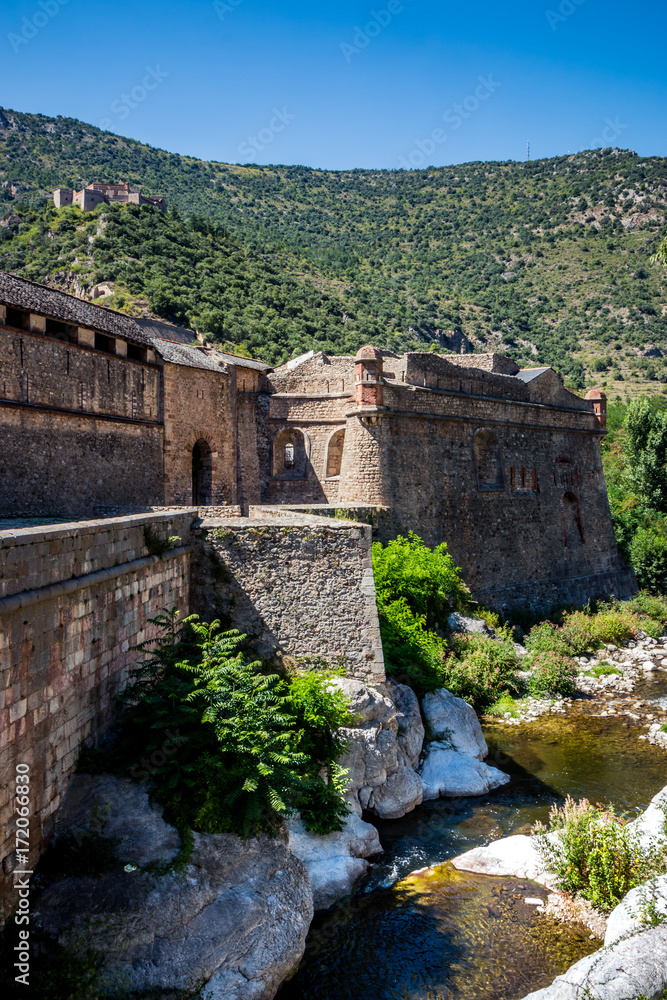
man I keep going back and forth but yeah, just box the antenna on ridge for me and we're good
[527,140,530,161]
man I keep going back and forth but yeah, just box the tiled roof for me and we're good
[0,272,152,345]
[211,350,271,373]
[153,339,226,372]
[134,317,196,346]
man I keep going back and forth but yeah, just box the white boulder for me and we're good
[604,874,667,947]
[34,776,312,1000]
[627,783,667,849]
[451,833,548,882]
[420,743,510,800]
[421,687,488,759]
[287,812,382,910]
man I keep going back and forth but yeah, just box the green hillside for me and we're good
[1,105,667,386]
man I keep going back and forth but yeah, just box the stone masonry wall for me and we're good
[0,511,195,921]
[192,514,385,684]
[0,325,164,516]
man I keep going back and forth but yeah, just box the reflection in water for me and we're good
[279,713,667,1000]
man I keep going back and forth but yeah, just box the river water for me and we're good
[278,674,667,1000]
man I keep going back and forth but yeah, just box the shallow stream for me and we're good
[278,677,667,1000]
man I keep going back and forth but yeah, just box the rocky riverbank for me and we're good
[450,783,667,1000]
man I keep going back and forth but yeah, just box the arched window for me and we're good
[192,439,213,505]
[326,429,345,479]
[561,491,584,548]
[272,428,308,479]
[473,429,504,490]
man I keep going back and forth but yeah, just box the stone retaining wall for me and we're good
[0,511,195,921]
[192,514,385,684]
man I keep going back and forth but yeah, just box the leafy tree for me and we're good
[111,611,352,837]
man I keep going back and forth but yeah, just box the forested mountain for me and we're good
[1,106,667,387]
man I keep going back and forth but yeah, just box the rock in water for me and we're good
[34,776,312,1000]
[330,676,424,819]
[421,687,489,759]
[451,834,547,881]
[287,812,381,910]
[420,743,510,800]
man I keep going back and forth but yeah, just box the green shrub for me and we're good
[626,591,667,627]
[107,611,352,838]
[534,797,667,913]
[630,525,667,593]
[525,620,572,657]
[590,602,640,646]
[527,651,577,697]
[377,596,447,694]
[372,533,470,630]
[440,634,520,710]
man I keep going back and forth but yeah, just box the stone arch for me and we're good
[272,427,309,479]
[326,428,346,479]
[561,491,584,548]
[192,438,213,505]
[473,428,504,490]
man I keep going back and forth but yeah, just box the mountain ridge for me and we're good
[1,106,666,387]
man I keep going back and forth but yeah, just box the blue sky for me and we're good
[2,0,666,170]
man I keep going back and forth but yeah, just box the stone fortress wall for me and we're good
[266,348,635,609]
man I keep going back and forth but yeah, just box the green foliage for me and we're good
[630,524,667,593]
[375,596,448,694]
[107,610,351,838]
[534,796,667,913]
[440,634,520,709]
[624,398,667,512]
[527,651,577,697]
[585,662,622,678]
[372,533,470,630]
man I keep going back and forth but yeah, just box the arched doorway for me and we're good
[192,439,213,505]
[326,429,345,478]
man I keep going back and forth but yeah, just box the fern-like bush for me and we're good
[534,797,667,913]
[105,610,352,838]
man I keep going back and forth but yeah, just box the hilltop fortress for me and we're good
[0,272,635,910]
[53,182,167,213]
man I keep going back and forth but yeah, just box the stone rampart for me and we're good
[0,511,195,921]
[192,514,385,684]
